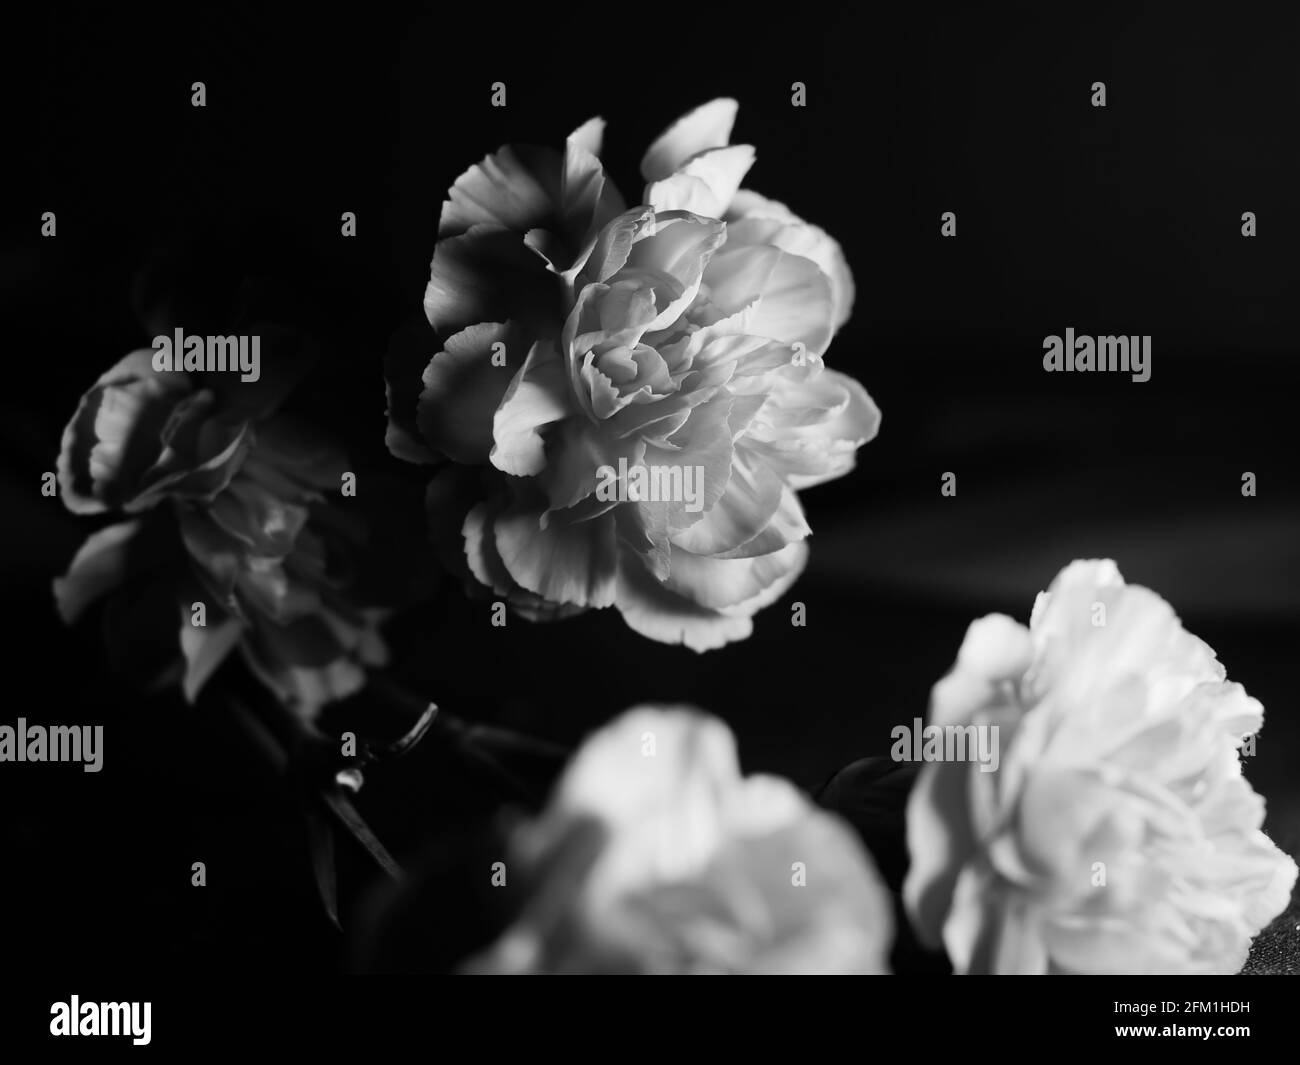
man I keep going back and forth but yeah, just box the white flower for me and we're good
[468,706,893,974]
[904,559,1297,974]
[55,350,389,718]
[388,99,879,651]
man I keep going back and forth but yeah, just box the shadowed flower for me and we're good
[57,349,252,515]
[55,348,389,718]
[388,99,879,650]
[466,705,893,974]
[904,559,1297,974]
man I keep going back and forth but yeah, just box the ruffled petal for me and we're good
[575,206,656,286]
[614,554,754,651]
[439,144,562,238]
[743,370,881,489]
[494,504,619,609]
[418,322,525,464]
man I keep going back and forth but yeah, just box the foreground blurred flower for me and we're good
[55,347,389,718]
[388,98,879,650]
[904,559,1297,974]
[467,706,893,973]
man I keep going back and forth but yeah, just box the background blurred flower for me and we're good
[904,559,1297,974]
[55,344,392,719]
[388,99,878,650]
[57,349,251,515]
[466,705,893,973]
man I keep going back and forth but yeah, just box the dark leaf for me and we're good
[304,807,341,932]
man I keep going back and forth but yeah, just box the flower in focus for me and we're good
[904,559,1297,974]
[467,705,893,974]
[55,348,389,718]
[388,99,879,650]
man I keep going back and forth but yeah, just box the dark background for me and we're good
[2,4,1297,973]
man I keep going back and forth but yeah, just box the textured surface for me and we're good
[1242,897,1300,975]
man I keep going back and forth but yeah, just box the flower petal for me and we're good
[538,419,646,515]
[179,611,243,703]
[665,539,808,614]
[562,118,626,247]
[384,318,440,464]
[614,555,754,651]
[576,206,656,286]
[703,244,835,356]
[53,520,143,623]
[713,485,811,561]
[424,225,558,336]
[743,371,881,489]
[641,98,739,182]
[646,145,755,217]
[418,322,525,464]
[439,144,562,238]
[669,447,786,557]
[553,705,741,826]
[491,340,573,476]
[726,190,855,330]
[494,504,619,609]
[57,349,188,514]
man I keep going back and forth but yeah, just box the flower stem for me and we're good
[363,673,567,806]
[227,694,403,881]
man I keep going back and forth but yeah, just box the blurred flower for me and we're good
[55,348,390,718]
[467,705,893,973]
[57,349,251,514]
[904,559,1297,974]
[388,99,879,650]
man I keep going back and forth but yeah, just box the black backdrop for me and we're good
[3,4,1298,973]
